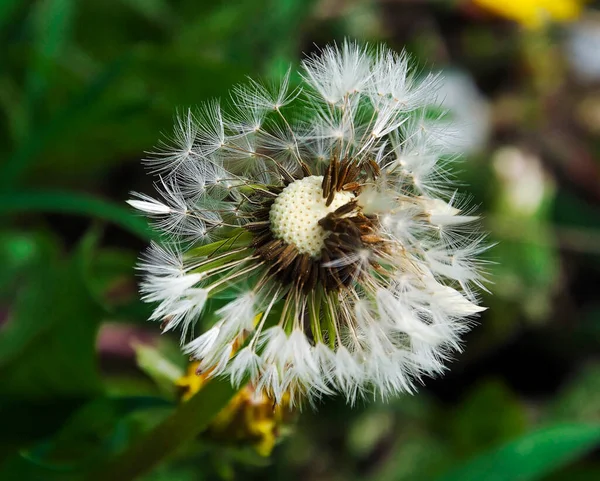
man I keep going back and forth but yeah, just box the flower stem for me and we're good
[85,377,239,481]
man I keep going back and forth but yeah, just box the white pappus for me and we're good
[129,40,489,406]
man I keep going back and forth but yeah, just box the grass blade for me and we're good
[0,190,155,240]
[434,424,600,481]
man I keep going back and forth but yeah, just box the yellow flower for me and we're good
[473,0,584,28]
[176,362,207,401]
[176,362,294,457]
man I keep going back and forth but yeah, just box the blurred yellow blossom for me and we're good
[473,0,584,28]
[176,362,294,457]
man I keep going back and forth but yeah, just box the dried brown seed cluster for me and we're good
[244,158,386,292]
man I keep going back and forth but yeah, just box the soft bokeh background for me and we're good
[1,0,600,480]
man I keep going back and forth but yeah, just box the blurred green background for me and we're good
[1,0,600,480]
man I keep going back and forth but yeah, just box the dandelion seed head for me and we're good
[129,40,489,407]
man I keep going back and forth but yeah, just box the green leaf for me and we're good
[121,0,174,26]
[84,377,239,481]
[0,399,88,455]
[25,0,75,130]
[0,238,103,397]
[433,424,600,481]
[0,0,21,33]
[28,396,172,469]
[85,247,137,308]
[0,231,105,447]
[0,190,155,240]
[134,342,184,398]
[442,380,527,457]
[369,430,453,481]
[543,465,600,481]
[83,246,156,323]
[0,230,60,296]
[548,363,600,424]
[1,55,130,190]
[0,396,173,479]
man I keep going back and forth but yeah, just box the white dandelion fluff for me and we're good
[129,40,488,406]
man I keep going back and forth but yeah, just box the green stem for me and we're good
[0,190,155,241]
[86,377,239,481]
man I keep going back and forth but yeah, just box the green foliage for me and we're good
[442,380,528,457]
[25,0,75,130]
[85,378,238,481]
[0,191,154,240]
[134,342,184,398]
[434,424,600,481]
[548,363,600,425]
[0,231,103,448]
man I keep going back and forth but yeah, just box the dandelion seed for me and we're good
[130,40,488,406]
